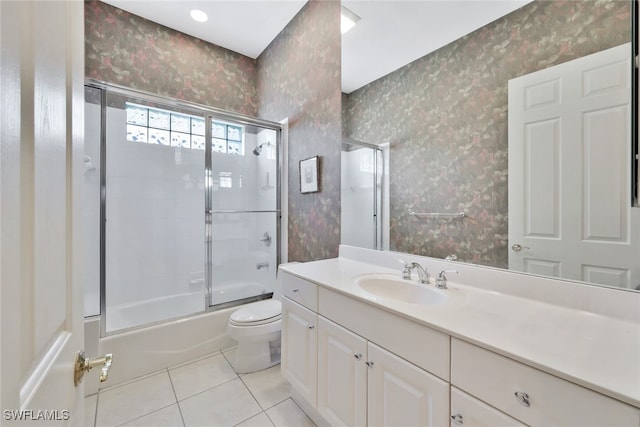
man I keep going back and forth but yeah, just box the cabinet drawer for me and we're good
[282,273,318,311]
[451,339,639,427]
[451,387,525,427]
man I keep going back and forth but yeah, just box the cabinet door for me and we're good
[318,316,368,427]
[367,342,449,427]
[282,297,317,406]
[451,387,525,427]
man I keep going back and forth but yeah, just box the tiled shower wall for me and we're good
[85,0,342,263]
[343,0,630,268]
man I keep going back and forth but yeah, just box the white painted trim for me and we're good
[280,118,289,264]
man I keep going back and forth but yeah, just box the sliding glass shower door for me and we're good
[341,140,384,249]
[104,91,207,333]
[206,121,279,307]
[87,83,281,335]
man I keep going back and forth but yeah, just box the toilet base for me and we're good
[231,332,281,374]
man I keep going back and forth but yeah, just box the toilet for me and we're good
[227,299,282,374]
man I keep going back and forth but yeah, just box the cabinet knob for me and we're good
[365,361,374,368]
[514,391,531,407]
[451,413,464,425]
[292,289,300,293]
[307,324,315,329]
[354,353,362,360]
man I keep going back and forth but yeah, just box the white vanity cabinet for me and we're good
[282,271,450,427]
[281,297,318,406]
[317,316,367,427]
[451,338,640,427]
[280,269,640,427]
[367,341,449,427]
[317,316,449,427]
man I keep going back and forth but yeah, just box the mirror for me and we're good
[341,0,640,292]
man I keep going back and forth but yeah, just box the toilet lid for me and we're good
[230,299,282,326]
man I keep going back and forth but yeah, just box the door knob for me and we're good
[511,244,530,252]
[74,351,113,386]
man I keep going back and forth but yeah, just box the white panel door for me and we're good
[367,342,448,427]
[1,0,86,424]
[317,316,367,427]
[508,43,640,289]
[281,298,318,406]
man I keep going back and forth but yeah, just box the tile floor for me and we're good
[84,348,316,427]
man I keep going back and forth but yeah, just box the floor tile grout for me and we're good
[112,402,178,427]
[166,368,187,427]
[88,349,315,427]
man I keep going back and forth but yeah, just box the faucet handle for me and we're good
[436,269,458,289]
[399,259,411,279]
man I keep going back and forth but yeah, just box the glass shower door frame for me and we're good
[342,139,385,250]
[204,113,282,310]
[86,80,283,337]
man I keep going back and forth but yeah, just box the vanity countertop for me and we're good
[280,256,640,408]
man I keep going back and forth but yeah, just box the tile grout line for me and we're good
[112,403,179,427]
[174,375,240,404]
[166,368,187,427]
[235,373,269,423]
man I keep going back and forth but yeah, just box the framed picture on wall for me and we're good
[299,156,319,193]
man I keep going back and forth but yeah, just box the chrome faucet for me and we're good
[436,269,458,289]
[400,260,430,284]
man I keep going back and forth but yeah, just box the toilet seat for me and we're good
[229,299,281,327]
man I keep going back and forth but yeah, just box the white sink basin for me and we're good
[353,274,447,305]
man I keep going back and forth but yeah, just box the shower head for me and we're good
[252,141,271,156]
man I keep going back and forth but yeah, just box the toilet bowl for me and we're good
[227,299,282,374]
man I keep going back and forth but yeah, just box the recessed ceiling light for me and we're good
[190,9,208,23]
[341,6,360,35]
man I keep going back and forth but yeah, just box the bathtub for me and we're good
[106,281,273,333]
[85,281,273,393]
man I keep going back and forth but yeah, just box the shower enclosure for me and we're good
[84,83,281,335]
[341,139,386,250]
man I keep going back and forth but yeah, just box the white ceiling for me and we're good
[101,0,531,93]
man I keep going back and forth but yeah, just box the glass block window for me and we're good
[125,103,244,155]
[210,122,245,155]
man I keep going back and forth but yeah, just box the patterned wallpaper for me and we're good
[258,0,342,262]
[85,0,258,116]
[343,0,630,268]
[85,0,343,263]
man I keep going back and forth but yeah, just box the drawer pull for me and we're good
[365,361,374,368]
[451,413,464,425]
[292,288,300,293]
[354,353,362,360]
[514,391,531,407]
